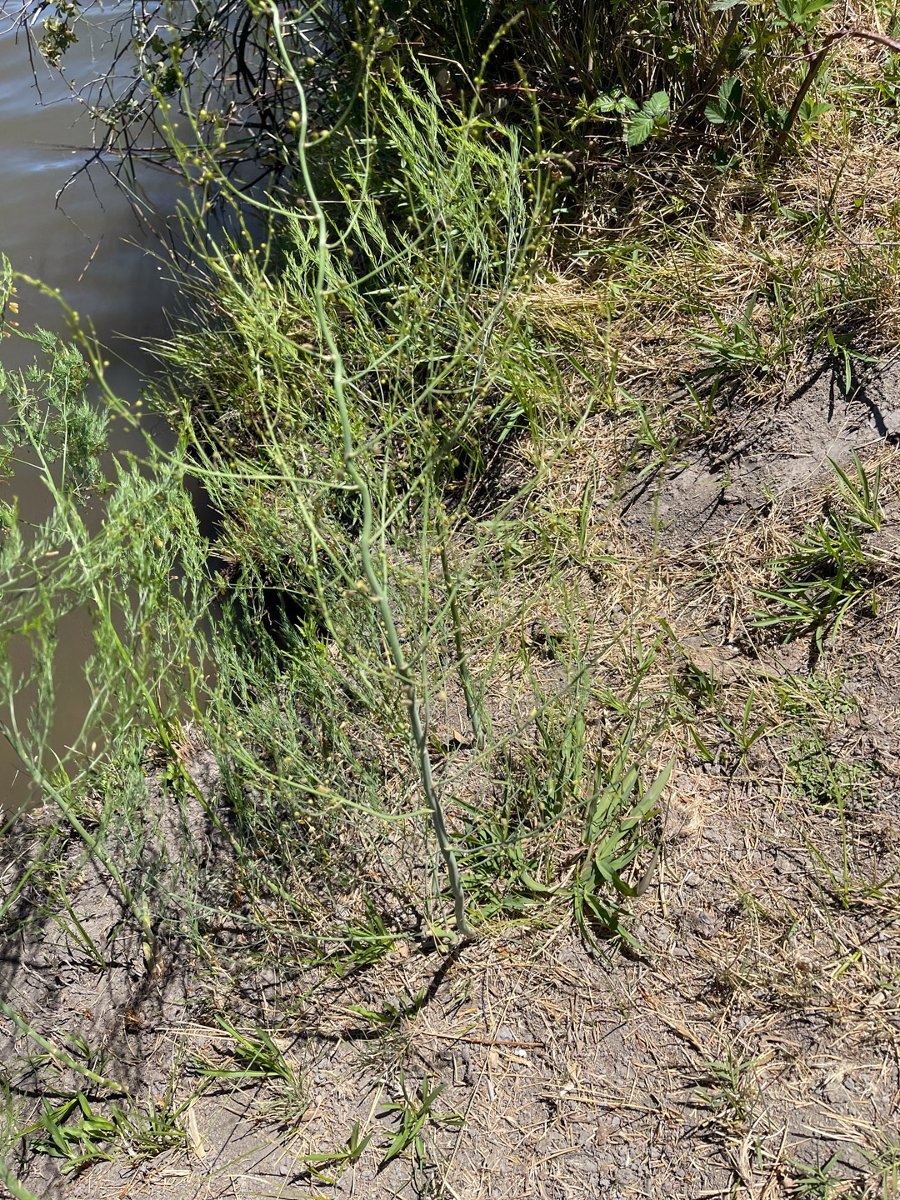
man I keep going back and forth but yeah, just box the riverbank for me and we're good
[1,6,900,1197]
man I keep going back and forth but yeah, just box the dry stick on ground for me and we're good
[770,27,900,165]
[269,3,474,940]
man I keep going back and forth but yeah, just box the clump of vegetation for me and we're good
[2,2,900,1196]
[20,0,900,189]
[754,455,885,649]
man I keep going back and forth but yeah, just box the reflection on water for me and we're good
[0,7,175,364]
[0,6,178,807]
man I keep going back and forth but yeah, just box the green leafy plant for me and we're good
[574,743,671,948]
[23,1091,185,1176]
[787,734,874,811]
[119,1094,190,1160]
[200,1015,299,1086]
[830,452,882,532]
[456,667,670,940]
[786,1153,848,1198]
[570,88,640,132]
[693,293,793,382]
[197,1015,309,1127]
[718,691,770,766]
[754,512,878,649]
[27,1094,119,1176]
[705,76,744,126]
[300,1121,374,1184]
[330,899,396,975]
[694,1051,761,1131]
[624,90,671,146]
[460,799,557,918]
[774,0,833,35]
[377,1075,461,1171]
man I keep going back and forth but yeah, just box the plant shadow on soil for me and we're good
[622,353,900,545]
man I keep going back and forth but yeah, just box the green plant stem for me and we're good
[0,999,129,1097]
[438,524,485,752]
[770,27,900,164]
[0,1158,43,1200]
[269,4,473,939]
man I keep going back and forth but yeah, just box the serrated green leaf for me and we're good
[705,76,744,125]
[625,92,669,145]
[644,90,670,119]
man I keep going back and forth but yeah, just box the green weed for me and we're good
[787,1153,851,1198]
[27,1094,120,1176]
[331,900,396,975]
[574,736,671,949]
[300,1121,374,1184]
[754,511,878,649]
[787,735,874,811]
[693,292,794,385]
[1,7,900,1198]
[22,1090,185,1176]
[200,1015,299,1087]
[198,1015,309,1127]
[377,1075,461,1171]
[831,452,883,532]
[694,1050,761,1132]
[717,691,770,767]
[32,0,898,192]
[865,1136,900,1199]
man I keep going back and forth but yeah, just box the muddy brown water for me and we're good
[1,5,179,809]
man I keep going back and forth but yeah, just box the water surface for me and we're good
[0,5,178,807]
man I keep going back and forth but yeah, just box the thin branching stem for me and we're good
[438,513,486,753]
[269,3,473,939]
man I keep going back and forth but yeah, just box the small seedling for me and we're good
[693,292,791,382]
[331,898,395,976]
[349,985,428,1032]
[300,1121,373,1184]
[27,1093,119,1175]
[787,734,873,810]
[376,1075,461,1171]
[623,90,671,147]
[200,1015,298,1085]
[718,690,770,765]
[694,1051,760,1131]
[830,451,882,532]
[574,741,671,949]
[787,1153,849,1198]
[198,1014,309,1128]
[754,510,876,649]
[865,1135,900,1199]
[22,1090,185,1176]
